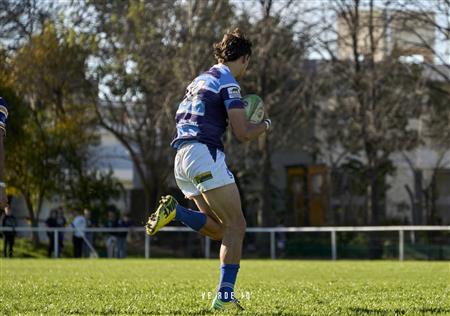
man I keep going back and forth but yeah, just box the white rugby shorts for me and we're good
[174,142,235,198]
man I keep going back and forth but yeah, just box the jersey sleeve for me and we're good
[0,97,9,134]
[220,84,245,110]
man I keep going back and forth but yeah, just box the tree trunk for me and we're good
[371,170,379,226]
[367,164,383,259]
[366,178,372,225]
[413,170,423,225]
[254,135,273,257]
[430,181,438,224]
[261,136,274,227]
[405,184,416,224]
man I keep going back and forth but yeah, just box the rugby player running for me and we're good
[145,28,271,311]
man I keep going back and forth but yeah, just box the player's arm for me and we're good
[0,98,7,209]
[0,131,4,181]
[221,84,270,142]
[0,132,4,185]
[228,108,268,142]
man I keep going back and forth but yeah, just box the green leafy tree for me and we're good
[62,168,122,220]
[6,21,119,241]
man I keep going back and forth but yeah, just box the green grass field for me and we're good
[0,259,449,315]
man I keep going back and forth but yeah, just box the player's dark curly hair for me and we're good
[213,28,252,63]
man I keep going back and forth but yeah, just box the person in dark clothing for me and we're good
[1,206,16,257]
[56,208,67,253]
[45,209,59,257]
[117,213,133,258]
[104,210,119,258]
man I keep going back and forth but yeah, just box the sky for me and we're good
[229,0,449,64]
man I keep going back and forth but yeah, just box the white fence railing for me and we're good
[1,226,449,260]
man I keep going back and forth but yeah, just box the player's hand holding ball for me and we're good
[242,94,271,131]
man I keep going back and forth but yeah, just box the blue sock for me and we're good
[175,204,207,231]
[217,264,240,302]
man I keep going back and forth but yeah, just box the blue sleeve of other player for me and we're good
[220,84,245,110]
[0,97,8,133]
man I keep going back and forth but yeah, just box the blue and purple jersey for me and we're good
[0,97,8,134]
[171,64,245,152]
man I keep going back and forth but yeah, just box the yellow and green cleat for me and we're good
[145,195,178,236]
[211,296,244,312]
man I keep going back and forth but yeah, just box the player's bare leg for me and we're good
[201,183,246,264]
[201,183,245,309]
[191,195,224,241]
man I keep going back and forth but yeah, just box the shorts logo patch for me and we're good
[227,86,241,99]
[194,171,213,184]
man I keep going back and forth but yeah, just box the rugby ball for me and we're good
[242,94,265,123]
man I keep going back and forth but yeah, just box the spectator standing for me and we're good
[104,210,118,258]
[117,213,133,258]
[45,209,59,257]
[71,210,86,258]
[276,222,287,258]
[56,207,67,252]
[1,206,16,257]
[83,209,95,258]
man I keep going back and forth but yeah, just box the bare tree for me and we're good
[389,1,450,224]
[311,0,428,229]
[396,0,450,82]
[223,0,318,226]
[0,0,52,50]
[402,80,450,225]
[89,0,236,220]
